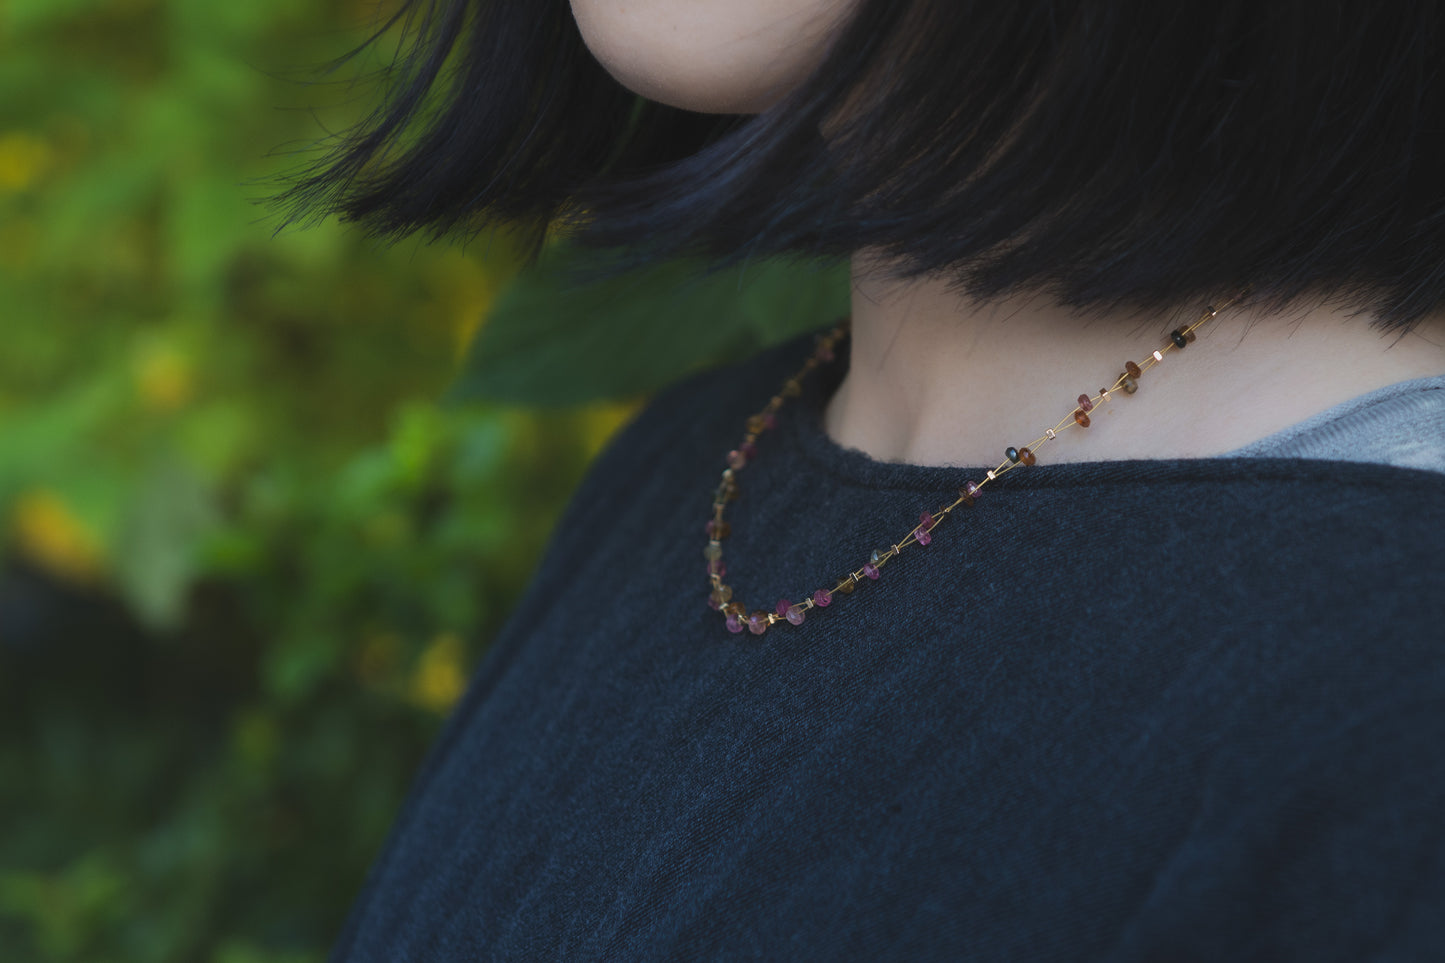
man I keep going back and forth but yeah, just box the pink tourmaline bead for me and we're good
[727,450,747,470]
[965,480,981,499]
[786,605,806,626]
[707,560,727,577]
[762,413,776,430]
[740,441,757,460]
[918,511,935,542]
[813,588,832,607]
[725,614,744,634]
[863,562,880,580]
[817,345,835,362]
[748,612,769,635]
[708,595,722,611]
[776,599,792,617]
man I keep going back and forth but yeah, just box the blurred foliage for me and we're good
[0,0,846,960]
[0,0,624,959]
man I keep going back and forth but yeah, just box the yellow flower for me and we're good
[408,631,469,714]
[8,489,107,586]
[0,132,52,193]
[134,343,195,411]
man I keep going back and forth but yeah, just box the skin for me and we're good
[569,0,856,114]
[832,265,1445,466]
[570,1,1445,466]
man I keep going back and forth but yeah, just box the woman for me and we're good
[286,1,1445,958]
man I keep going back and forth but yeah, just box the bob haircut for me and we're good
[279,0,1445,331]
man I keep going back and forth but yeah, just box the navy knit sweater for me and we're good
[330,330,1445,962]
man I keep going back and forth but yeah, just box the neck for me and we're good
[823,255,1445,468]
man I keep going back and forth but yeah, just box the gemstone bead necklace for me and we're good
[705,290,1252,635]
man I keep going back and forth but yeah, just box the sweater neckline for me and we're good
[778,326,1437,493]
[781,331,1206,492]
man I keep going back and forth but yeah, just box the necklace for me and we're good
[704,291,1252,635]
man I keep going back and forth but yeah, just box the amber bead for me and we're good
[1074,410,1091,428]
[706,520,731,539]
[710,585,733,606]
[1170,329,1188,349]
[723,602,746,617]
[837,576,856,594]
[746,415,768,434]
[1185,328,1197,343]
[1018,446,1036,466]
[1125,360,1143,379]
[782,379,802,397]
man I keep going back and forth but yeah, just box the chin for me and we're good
[568,0,854,114]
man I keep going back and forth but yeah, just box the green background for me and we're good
[0,1,846,959]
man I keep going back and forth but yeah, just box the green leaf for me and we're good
[444,246,849,406]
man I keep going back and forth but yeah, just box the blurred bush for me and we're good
[0,1,630,959]
[0,0,846,960]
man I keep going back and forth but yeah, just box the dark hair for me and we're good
[276,0,1445,330]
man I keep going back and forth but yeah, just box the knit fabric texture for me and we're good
[329,329,1445,962]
